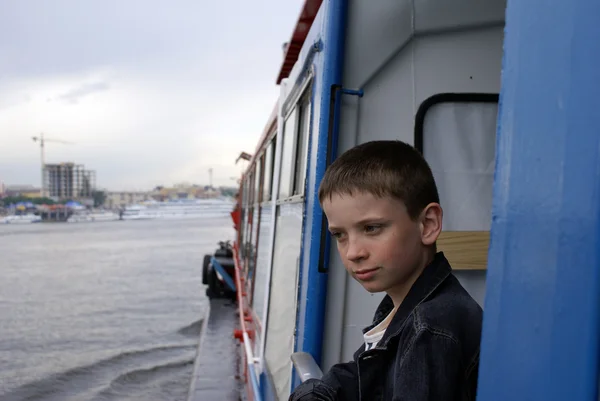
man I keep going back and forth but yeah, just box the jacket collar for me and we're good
[360,252,452,348]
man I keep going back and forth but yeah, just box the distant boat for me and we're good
[121,198,235,221]
[66,211,120,223]
[1,214,42,224]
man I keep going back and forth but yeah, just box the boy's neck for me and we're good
[387,250,435,308]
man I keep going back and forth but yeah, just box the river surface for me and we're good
[0,217,234,401]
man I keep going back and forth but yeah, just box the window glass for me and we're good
[293,95,311,195]
[263,140,274,201]
[278,109,298,199]
[255,158,263,205]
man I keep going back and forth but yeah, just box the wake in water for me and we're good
[1,321,203,401]
[176,319,205,338]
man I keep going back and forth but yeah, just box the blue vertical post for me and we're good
[296,0,349,367]
[477,1,600,400]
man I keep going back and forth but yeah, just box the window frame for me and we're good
[414,93,499,153]
[292,90,313,197]
[262,137,277,203]
[256,78,314,375]
[276,79,314,203]
[248,155,265,306]
[277,108,299,200]
[414,93,499,270]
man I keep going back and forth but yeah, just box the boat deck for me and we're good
[187,297,242,401]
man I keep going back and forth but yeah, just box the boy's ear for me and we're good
[420,203,442,246]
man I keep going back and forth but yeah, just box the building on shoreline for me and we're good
[44,162,96,200]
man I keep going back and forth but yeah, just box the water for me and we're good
[0,218,235,400]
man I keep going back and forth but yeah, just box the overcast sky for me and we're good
[0,0,304,191]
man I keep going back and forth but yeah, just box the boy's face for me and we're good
[322,191,441,304]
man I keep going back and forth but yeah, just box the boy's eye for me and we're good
[364,225,381,234]
[330,231,344,240]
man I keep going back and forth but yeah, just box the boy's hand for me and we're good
[289,378,337,401]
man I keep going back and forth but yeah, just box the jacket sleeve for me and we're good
[392,328,465,401]
[289,360,360,401]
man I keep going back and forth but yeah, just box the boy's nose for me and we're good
[346,237,368,262]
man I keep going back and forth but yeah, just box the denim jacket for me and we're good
[289,252,483,401]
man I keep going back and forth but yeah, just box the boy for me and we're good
[290,140,483,401]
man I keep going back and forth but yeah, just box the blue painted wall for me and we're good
[477,0,600,400]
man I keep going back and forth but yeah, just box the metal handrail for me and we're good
[232,245,263,401]
[243,332,262,400]
[291,352,324,382]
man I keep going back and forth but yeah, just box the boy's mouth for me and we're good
[354,267,380,281]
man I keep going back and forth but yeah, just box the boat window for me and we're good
[248,207,261,302]
[247,159,264,302]
[255,157,263,205]
[244,170,255,259]
[238,178,249,254]
[242,176,250,209]
[263,138,275,201]
[278,109,298,199]
[416,94,498,231]
[293,93,311,196]
[249,168,256,206]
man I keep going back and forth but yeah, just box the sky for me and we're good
[0,0,304,191]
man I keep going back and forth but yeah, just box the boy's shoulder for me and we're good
[412,272,483,345]
[363,254,482,359]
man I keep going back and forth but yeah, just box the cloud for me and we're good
[0,0,305,190]
[0,67,277,190]
[57,82,110,104]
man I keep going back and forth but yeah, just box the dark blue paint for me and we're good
[477,1,600,400]
[292,77,319,392]
[260,372,278,401]
[329,85,363,169]
[294,0,349,378]
[210,257,236,292]
[309,84,363,276]
[248,364,262,401]
[341,88,363,97]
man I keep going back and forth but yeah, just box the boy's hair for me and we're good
[318,140,440,220]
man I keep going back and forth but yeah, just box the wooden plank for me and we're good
[437,231,490,270]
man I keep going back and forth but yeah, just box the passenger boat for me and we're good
[0,214,42,224]
[66,210,121,223]
[190,0,600,400]
[121,198,235,220]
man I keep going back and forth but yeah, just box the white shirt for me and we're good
[363,305,398,351]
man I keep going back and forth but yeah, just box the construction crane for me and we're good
[32,132,74,197]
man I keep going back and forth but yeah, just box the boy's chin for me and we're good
[359,281,388,294]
